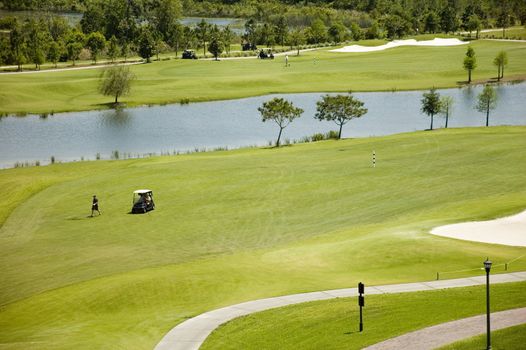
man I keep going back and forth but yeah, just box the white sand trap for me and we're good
[332,38,468,53]
[431,210,526,247]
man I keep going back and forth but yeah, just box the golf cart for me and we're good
[182,50,198,59]
[131,189,155,214]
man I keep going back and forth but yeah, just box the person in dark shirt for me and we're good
[91,195,101,217]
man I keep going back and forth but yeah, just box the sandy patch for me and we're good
[431,210,526,247]
[331,38,468,53]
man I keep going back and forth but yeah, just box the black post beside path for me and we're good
[484,259,492,350]
[358,282,365,332]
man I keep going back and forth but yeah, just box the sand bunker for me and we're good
[431,210,526,247]
[332,38,468,53]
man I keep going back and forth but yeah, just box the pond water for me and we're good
[180,17,244,31]
[1,83,525,168]
[0,9,83,25]
[0,10,244,31]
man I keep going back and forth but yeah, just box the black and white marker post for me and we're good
[358,282,365,332]
[372,151,376,168]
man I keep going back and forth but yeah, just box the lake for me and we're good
[0,83,525,168]
[0,10,244,31]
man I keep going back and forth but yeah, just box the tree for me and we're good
[421,88,441,130]
[315,93,368,139]
[496,8,511,38]
[274,16,288,47]
[26,19,50,70]
[196,19,210,57]
[222,26,234,55]
[208,36,223,60]
[260,23,276,48]
[493,51,508,81]
[307,18,327,44]
[121,40,130,63]
[107,35,119,63]
[463,46,476,83]
[154,0,182,42]
[86,31,106,64]
[383,14,411,39]
[475,85,497,127]
[258,98,303,147]
[244,18,258,48]
[349,22,363,41]
[440,6,458,34]
[439,96,454,128]
[99,66,135,104]
[424,12,440,33]
[288,29,305,56]
[10,19,27,71]
[80,3,105,35]
[47,40,62,68]
[138,28,155,63]
[167,22,183,56]
[466,15,481,39]
[66,30,85,66]
[329,23,348,43]
[365,21,380,39]
[66,42,83,66]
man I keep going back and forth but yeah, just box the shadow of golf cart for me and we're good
[131,189,155,214]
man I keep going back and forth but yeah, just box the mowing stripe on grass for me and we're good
[155,272,526,350]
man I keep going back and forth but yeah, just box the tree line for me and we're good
[258,82,501,150]
[2,0,525,70]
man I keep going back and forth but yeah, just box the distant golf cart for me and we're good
[182,50,198,59]
[131,189,155,214]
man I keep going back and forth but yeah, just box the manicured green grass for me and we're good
[1,39,525,115]
[202,282,526,350]
[439,323,526,350]
[479,26,526,40]
[1,127,525,349]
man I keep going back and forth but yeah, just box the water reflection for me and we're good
[101,108,131,128]
[1,83,525,168]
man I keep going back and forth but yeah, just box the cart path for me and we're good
[154,271,526,350]
[363,307,526,350]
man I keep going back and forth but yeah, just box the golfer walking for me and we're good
[91,195,101,216]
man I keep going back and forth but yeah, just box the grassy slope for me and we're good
[1,40,525,115]
[202,282,526,350]
[479,26,526,40]
[0,127,526,349]
[439,323,526,350]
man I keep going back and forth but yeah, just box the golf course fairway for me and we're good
[1,126,525,349]
[201,281,526,350]
[1,39,525,115]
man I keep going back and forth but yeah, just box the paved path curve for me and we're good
[364,307,526,350]
[154,271,526,350]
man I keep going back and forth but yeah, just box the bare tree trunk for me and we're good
[276,127,283,147]
[338,123,343,139]
[468,69,471,83]
[445,112,449,128]
[430,114,434,130]
[501,64,504,79]
[486,101,489,127]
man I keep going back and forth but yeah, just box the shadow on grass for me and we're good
[93,102,127,109]
[343,330,360,335]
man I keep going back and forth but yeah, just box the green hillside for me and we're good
[1,126,525,349]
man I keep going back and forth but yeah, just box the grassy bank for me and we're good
[439,323,526,350]
[202,282,526,349]
[1,127,525,349]
[1,39,525,115]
